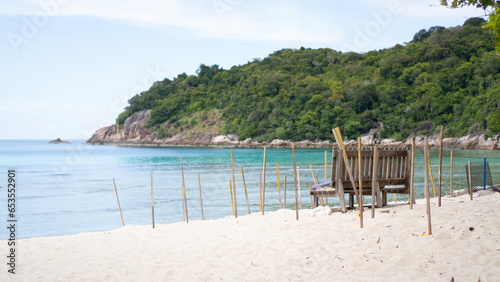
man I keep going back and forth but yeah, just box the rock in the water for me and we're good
[48,138,70,144]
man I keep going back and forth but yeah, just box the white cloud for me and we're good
[357,0,486,19]
[0,0,344,43]
[398,0,487,19]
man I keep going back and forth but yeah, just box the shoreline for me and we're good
[5,192,500,281]
[83,138,500,150]
[85,110,500,150]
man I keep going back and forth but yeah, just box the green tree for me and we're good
[108,18,500,143]
[487,110,500,133]
[441,1,500,53]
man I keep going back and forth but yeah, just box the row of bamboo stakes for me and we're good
[112,145,308,227]
[111,125,467,232]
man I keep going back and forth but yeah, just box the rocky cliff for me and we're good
[86,109,219,146]
[86,109,500,149]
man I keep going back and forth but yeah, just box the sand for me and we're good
[3,192,500,281]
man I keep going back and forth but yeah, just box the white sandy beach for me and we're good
[3,192,500,281]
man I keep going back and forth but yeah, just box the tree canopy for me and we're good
[441,0,500,53]
[117,19,500,141]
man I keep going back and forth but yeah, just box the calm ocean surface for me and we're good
[1,140,499,239]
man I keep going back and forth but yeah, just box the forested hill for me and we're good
[116,18,500,142]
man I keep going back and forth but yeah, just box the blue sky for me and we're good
[0,0,485,139]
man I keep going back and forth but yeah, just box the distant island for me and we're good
[88,18,500,148]
[48,138,70,144]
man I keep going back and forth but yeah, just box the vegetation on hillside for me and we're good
[441,0,500,54]
[117,18,500,141]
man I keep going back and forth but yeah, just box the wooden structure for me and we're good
[310,146,413,211]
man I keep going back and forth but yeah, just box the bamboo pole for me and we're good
[231,150,237,218]
[292,145,299,220]
[309,164,322,206]
[197,173,204,220]
[284,175,287,209]
[371,146,378,218]
[438,125,443,207]
[450,151,454,197]
[182,169,185,222]
[182,193,186,221]
[309,164,317,184]
[151,171,155,228]
[410,137,415,209]
[113,178,124,226]
[428,156,437,197]
[305,170,311,208]
[424,137,432,235]
[332,128,361,211]
[241,166,250,214]
[276,163,282,209]
[468,161,473,201]
[325,151,328,183]
[229,179,234,216]
[297,166,300,209]
[358,137,363,228]
[259,172,262,213]
[180,157,188,223]
[262,146,267,215]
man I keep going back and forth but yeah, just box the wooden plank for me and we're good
[331,150,336,180]
[363,157,371,179]
[386,156,392,179]
[350,156,356,182]
[330,149,337,186]
[405,150,411,195]
[367,156,372,180]
[379,156,384,180]
[378,151,408,157]
[394,155,398,179]
[401,155,405,179]
[379,187,410,193]
[341,149,407,158]
[395,155,400,179]
[379,155,384,180]
[340,178,406,188]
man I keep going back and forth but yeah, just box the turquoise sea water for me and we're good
[0,140,499,239]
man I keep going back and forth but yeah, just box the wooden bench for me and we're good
[310,146,414,212]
